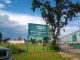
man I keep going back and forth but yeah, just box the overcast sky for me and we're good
[0,0,80,39]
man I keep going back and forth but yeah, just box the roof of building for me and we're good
[60,30,80,39]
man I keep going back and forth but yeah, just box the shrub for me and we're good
[6,44,26,54]
[49,44,60,51]
[49,40,60,51]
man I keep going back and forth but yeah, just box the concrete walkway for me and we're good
[58,52,80,60]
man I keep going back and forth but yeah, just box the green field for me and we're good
[12,51,70,60]
[0,43,70,60]
[11,44,70,60]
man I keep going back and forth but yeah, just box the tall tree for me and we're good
[4,38,10,43]
[32,0,80,46]
[0,32,2,44]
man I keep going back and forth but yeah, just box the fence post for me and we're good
[34,36,36,52]
[66,42,68,52]
[43,41,44,52]
[47,43,48,52]
[26,41,29,53]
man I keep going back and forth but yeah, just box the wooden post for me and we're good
[34,36,36,52]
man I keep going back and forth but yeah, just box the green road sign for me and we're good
[28,23,48,40]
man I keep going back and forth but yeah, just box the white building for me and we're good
[7,40,25,44]
[60,30,80,43]
[60,30,80,54]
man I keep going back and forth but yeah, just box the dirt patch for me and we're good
[58,52,80,60]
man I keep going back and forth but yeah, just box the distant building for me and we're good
[60,30,80,53]
[7,40,25,44]
[60,30,80,43]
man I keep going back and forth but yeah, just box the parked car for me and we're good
[0,47,11,60]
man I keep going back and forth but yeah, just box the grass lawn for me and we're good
[12,44,70,60]
[12,51,70,60]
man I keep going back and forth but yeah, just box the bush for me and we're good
[6,44,26,54]
[53,45,60,51]
[49,44,60,51]
[49,40,60,51]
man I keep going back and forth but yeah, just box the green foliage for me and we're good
[0,44,26,54]
[43,36,49,46]
[0,44,70,60]
[32,0,80,46]
[0,32,2,44]
[31,38,36,44]
[49,44,60,52]
[3,38,10,43]
[49,40,60,51]
[18,36,22,40]
[13,52,70,60]
[37,40,42,43]
[12,44,70,60]
[8,45,26,54]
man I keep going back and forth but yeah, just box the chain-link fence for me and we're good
[59,42,80,55]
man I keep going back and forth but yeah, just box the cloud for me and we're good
[0,11,45,24]
[60,13,80,37]
[8,14,46,25]
[67,16,80,27]
[3,0,12,4]
[0,11,46,39]
[60,26,79,37]
[0,0,12,10]
[0,3,5,9]
[0,10,80,39]
[0,11,46,25]
[0,13,19,27]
